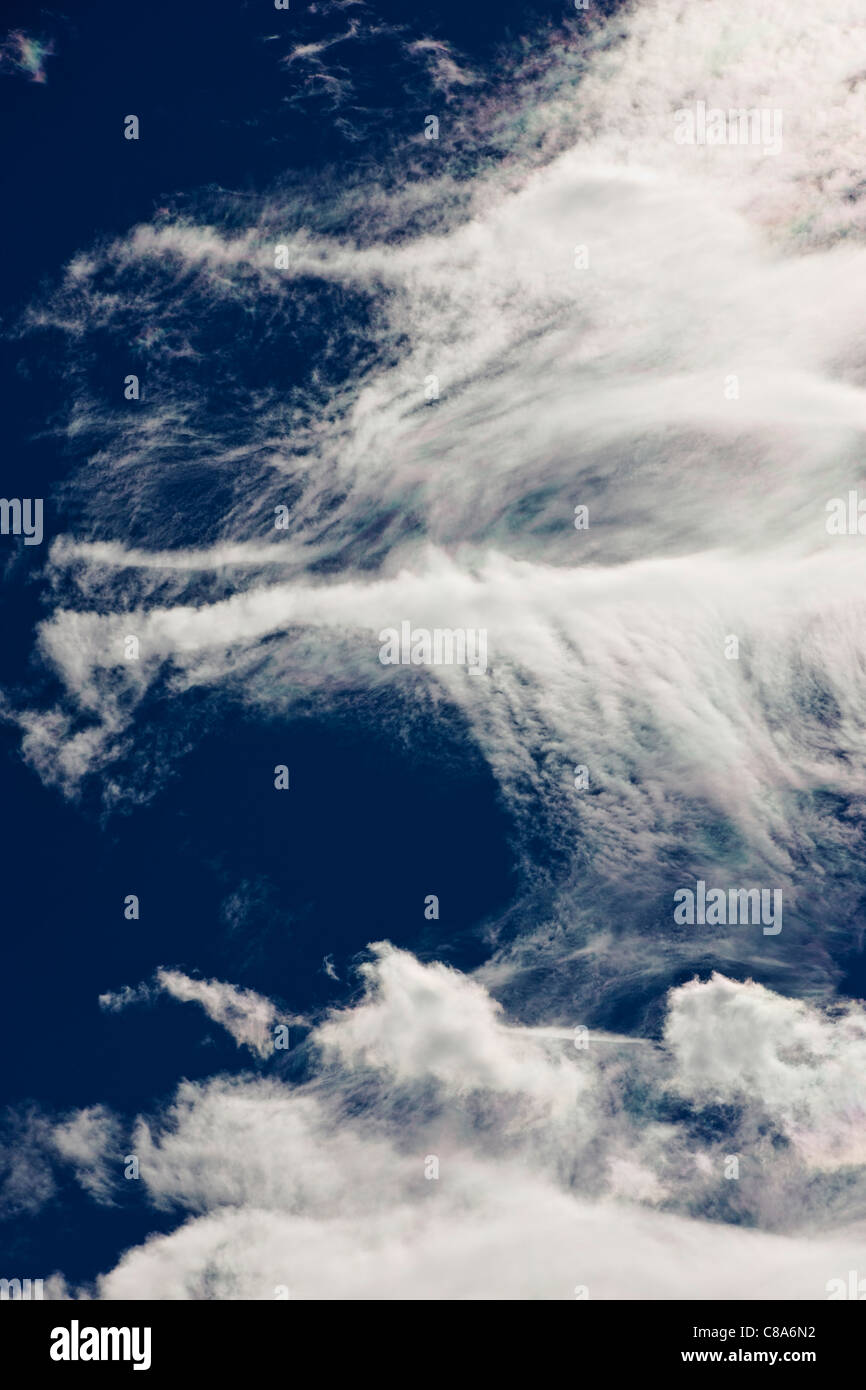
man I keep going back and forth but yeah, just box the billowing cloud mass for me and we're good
[6,0,866,1297]
[37,949,866,1298]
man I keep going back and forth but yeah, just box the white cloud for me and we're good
[67,951,866,1298]
[100,969,302,1059]
[665,973,866,1170]
[52,1106,121,1202]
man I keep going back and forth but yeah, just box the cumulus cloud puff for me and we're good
[43,949,865,1298]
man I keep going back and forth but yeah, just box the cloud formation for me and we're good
[35,949,866,1298]
[6,0,866,1297]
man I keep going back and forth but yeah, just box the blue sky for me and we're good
[3,0,866,1300]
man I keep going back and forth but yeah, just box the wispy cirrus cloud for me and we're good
[0,30,55,84]
[100,969,305,1058]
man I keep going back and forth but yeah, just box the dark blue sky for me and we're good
[0,0,544,1289]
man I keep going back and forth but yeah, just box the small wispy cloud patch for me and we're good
[0,30,55,84]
